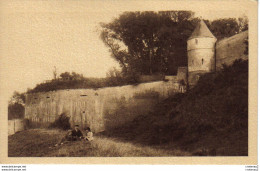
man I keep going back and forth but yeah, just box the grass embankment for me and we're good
[102,59,248,156]
[8,129,190,157]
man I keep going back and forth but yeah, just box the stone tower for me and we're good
[187,20,217,85]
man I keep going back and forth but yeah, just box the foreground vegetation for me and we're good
[8,129,190,157]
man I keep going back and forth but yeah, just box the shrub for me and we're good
[8,103,25,120]
[49,113,71,130]
[23,118,30,129]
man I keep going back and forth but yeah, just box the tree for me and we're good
[208,18,248,40]
[8,91,26,120]
[59,72,84,81]
[238,16,249,32]
[71,72,84,80]
[60,72,71,80]
[106,67,124,86]
[9,91,25,106]
[100,11,196,76]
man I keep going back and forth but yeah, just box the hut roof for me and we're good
[188,20,216,40]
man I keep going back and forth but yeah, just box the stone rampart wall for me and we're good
[25,81,181,132]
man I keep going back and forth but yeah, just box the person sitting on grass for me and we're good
[84,127,94,141]
[54,129,73,147]
[53,125,83,147]
[71,124,83,140]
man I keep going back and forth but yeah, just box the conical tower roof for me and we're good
[188,20,216,40]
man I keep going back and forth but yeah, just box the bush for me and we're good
[8,103,25,120]
[23,118,30,129]
[49,113,71,130]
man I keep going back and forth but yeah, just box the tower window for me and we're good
[195,39,198,44]
[202,58,204,65]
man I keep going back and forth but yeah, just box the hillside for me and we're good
[9,129,191,157]
[102,59,248,156]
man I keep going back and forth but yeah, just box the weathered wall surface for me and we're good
[188,49,215,72]
[25,81,181,132]
[216,30,248,70]
[187,37,216,72]
[8,119,25,135]
[187,37,216,51]
[138,74,164,82]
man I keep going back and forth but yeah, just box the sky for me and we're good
[0,1,247,101]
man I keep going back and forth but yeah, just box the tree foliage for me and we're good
[100,11,197,76]
[27,70,150,93]
[9,91,25,106]
[59,72,85,81]
[208,17,248,40]
[49,113,71,130]
[28,72,107,93]
[8,91,26,120]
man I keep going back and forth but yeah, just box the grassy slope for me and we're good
[8,129,191,157]
[102,59,248,156]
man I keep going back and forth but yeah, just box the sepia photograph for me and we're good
[0,0,257,165]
